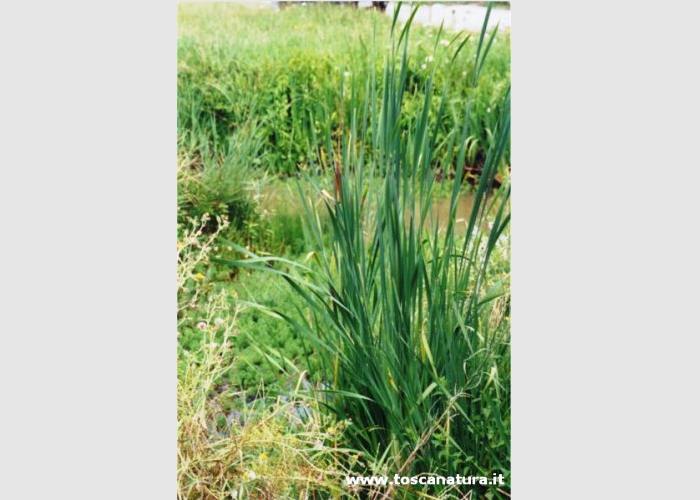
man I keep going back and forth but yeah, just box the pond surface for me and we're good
[257,180,483,237]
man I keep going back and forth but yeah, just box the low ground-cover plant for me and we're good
[177,214,321,396]
[177,2,510,175]
[227,270,322,392]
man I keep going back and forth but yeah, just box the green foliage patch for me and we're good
[178,3,510,175]
[227,270,321,394]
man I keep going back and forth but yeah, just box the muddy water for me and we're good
[425,192,476,235]
[258,181,483,236]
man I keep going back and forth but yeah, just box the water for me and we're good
[259,181,480,236]
[427,191,476,233]
[214,2,512,33]
[385,2,511,33]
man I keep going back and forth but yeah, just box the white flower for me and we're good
[421,63,427,70]
[440,39,450,47]
[425,55,434,63]
[246,470,257,481]
[196,321,207,330]
[214,317,224,326]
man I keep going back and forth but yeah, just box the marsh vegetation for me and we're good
[177,3,511,498]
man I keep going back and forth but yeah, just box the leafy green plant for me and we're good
[177,218,317,394]
[227,270,321,393]
[223,6,511,495]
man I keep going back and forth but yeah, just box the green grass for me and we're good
[177,118,262,238]
[178,2,510,175]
